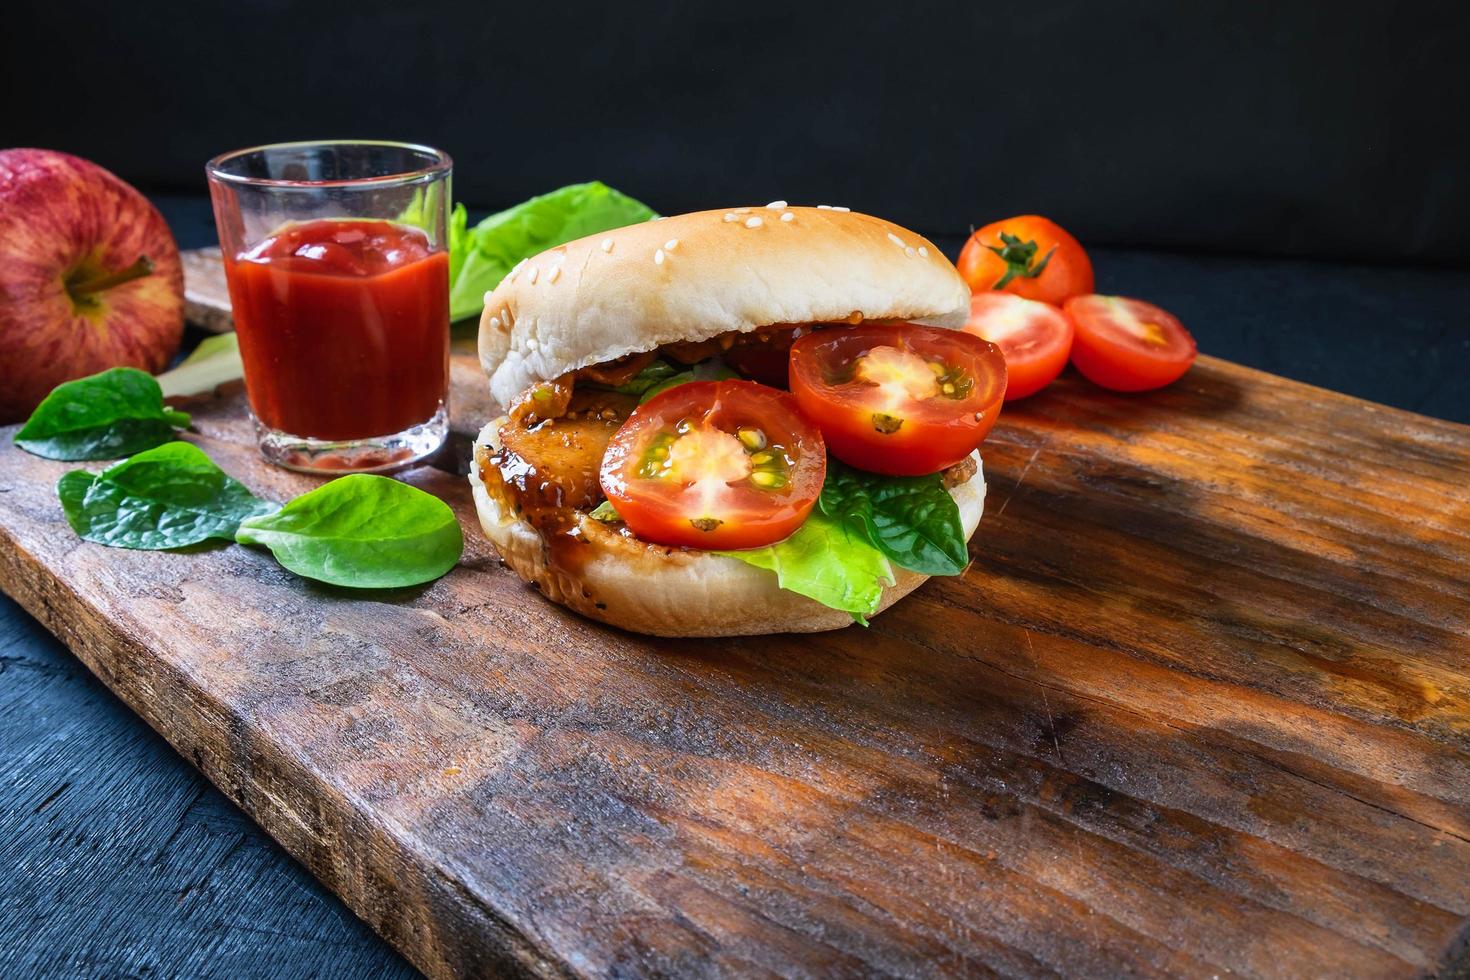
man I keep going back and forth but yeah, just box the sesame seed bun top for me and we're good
[476,205,972,408]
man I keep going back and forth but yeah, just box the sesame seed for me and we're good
[905,246,916,258]
[816,204,833,210]
[780,211,794,222]
[766,200,787,209]
[734,207,752,214]
[723,213,739,222]
[831,206,850,212]
[664,238,679,251]
[918,246,929,258]
[547,265,562,283]
[528,266,539,284]
[483,291,494,305]
[601,237,614,252]
[654,248,665,265]
[887,233,905,248]
[489,316,500,329]
[745,216,764,228]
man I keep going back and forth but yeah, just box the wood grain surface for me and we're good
[0,596,417,978]
[181,246,234,336]
[2,251,1469,977]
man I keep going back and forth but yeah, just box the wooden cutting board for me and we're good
[2,249,1469,978]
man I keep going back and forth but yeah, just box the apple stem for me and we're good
[68,256,154,297]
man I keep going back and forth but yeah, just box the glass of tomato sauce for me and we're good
[206,141,452,472]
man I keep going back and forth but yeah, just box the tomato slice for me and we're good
[600,380,825,550]
[962,292,1074,400]
[1064,295,1197,392]
[788,323,1006,476]
[957,215,1094,306]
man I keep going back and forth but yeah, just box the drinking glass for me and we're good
[206,140,452,472]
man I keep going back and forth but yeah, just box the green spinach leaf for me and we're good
[16,367,191,460]
[637,359,740,404]
[607,359,682,397]
[718,510,893,623]
[236,474,462,588]
[819,460,969,576]
[589,357,738,402]
[57,441,275,549]
[447,200,469,286]
[448,182,656,321]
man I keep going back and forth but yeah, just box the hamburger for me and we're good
[471,204,1006,636]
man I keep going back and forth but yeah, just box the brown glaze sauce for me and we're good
[661,322,805,365]
[942,454,978,489]
[480,387,644,574]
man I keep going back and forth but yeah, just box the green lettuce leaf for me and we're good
[587,499,622,522]
[156,332,244,398]
[447,201,469,286]
[718,510,893,624]
[448,181,656,321]
[394,181,450,237]
[819,460,969,576]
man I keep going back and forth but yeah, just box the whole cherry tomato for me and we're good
[958,215,1094,305]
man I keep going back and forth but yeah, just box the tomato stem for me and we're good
[986,232,1055,290]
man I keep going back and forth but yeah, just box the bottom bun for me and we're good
[470,420,985,637]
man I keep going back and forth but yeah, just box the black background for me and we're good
[8,0,1469,422]
[8,0,1470,262]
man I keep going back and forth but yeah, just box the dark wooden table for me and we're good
[2,197,1468,978]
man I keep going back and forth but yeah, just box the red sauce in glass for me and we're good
[224,219,449,440]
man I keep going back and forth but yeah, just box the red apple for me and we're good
[0,149,184,422]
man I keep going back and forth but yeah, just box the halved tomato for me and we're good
[600,380,825,550]
[1064,295,1197,392]
[963,292,1074,400]
[788,323,1006,476]
[957,215,1094,305]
